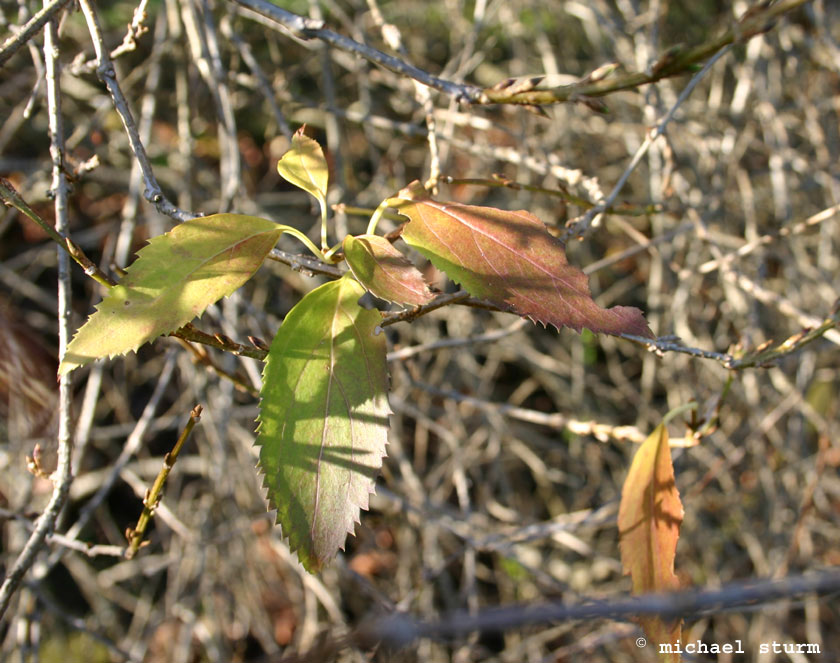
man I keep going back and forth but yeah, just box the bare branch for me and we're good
[482,0,813,106]
[227,0,810,111]
[0,12,74,620]
[359,570,840,648]
[77,0,198,223]
[0,0,74,68]
[228,0,484,103]
[563,45,731,239]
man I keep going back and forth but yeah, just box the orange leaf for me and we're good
[618,423,684,662]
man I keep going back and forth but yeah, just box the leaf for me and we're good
[342,234,435,306]
[389,182,652,338]
[277,127,328,212]
[618,423,684,662]
[59,214,284,375]
[257,275,390,572]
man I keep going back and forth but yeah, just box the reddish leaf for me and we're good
[389,183,652,337]
[343,234,434,306]
[618,423,684,662]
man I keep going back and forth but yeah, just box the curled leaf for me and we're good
[618,423,684,661]
[277,127,328,213]
[343,234,434,306]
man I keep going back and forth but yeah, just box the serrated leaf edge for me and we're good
[255,277,390,572]
[59,218,287,375]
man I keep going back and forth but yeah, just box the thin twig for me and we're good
[0,511,124,557]
[44,353,178,573]
[77,0,198,223]
[180,0,240,211]
[379,291,473,328]
[229,0,807,111]
[619,333,735,364]
[563,45,732,239]
[125,405,203,559]
[694,203,840,276]
[267,247,344,278]
[229,0,483,102]
[110,0,152,60]
[442,174,664,217]
[725,300,840,369]
[174,322,267,361]
[0,178,118,288]
[410,381,651,444]
[365,0,442,189]
[2,179,273,369]
[481,0,811,105]
[68,0,154,74]
[173,335,260,395]
[387,319,528,361]
[729,273,840,348]
[0,14,74,620]
[0,0,74,67]
[114,5,166,267]
[221,13,292,139]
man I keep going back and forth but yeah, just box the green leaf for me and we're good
[343,234,435,306]
[277,127,328,212]
[389,182,653,338]
[59,214,284,375]
[257,275,390,572]
[618,422,684,662]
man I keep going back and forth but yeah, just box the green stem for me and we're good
[663,401,698,426]
[726,304,840,370]
[319,202,329,252]
[333,203,406,223]
[366,197,392,236]
[322,241,344,262]
[277,224,330,262]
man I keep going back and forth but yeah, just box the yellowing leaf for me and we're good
[389,182,652,338]
[257,276,390,572]
[59,214,284,375]
[343,234,435,306]
[618,423,684,662]
[277,127,328,211]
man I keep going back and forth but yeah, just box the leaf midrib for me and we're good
[414,201,585,313]
[127,226,280,311]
